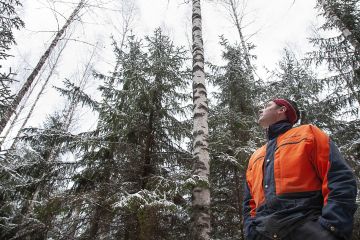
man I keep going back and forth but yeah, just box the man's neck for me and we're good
[267,120,292,140]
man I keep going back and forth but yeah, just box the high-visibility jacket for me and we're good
[243,121,357,240]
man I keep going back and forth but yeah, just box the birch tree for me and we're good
[191,0,211,239]
[0,0,86,134]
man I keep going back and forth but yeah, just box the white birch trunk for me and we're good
[191,0,210,239]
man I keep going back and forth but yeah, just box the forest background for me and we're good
[0,0,359,239]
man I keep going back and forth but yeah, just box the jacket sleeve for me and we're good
[243,180,256,240]
[311,125,357,240]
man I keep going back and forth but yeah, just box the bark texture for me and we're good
[191,0,210,239]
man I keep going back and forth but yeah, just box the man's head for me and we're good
[258,98,300,128]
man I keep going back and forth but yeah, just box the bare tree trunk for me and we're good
[110,0,136,85]
[318,0,360,51]
[221,0,260,120]
[61,43,96,133]
[227,0,253,78]
[0,0,86,134]
[234,167,244,238]
[9,39,70,150]
[20,43,95,229]
[0,67,45,148]
[191,0,210,239]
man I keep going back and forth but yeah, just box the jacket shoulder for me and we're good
[291,124,313,132]
[285,124,328,137]
[249,144,266,165]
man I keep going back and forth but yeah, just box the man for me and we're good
[243,98,357,240]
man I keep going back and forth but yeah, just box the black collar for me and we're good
[267,120,293,140]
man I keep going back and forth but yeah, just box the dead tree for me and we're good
[0,0,86,134]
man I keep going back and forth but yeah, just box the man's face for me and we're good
[258,101,285,128]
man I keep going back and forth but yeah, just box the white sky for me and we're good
[134,0,320,71]
[11,0,321,76]
[1,0,323,146]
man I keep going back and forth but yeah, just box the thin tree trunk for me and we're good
[223,0,260,120]
[318,0,360,51]
[227,0,253,78]
[109,0,135,85]
[10,39,70,150]
[85,148,114,239]
[141,109,154,189]
[61,53,92,133]
[0,66,44,148]
[234,167,244,238]
[191,0,210,239]
[0,0,86,134]
[20,43,95,228]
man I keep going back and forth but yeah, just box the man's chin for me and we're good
[258,119,268,129]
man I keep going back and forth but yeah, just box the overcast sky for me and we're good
[136,0,320,73]
[11,0,321,78]
[1,0,323,146]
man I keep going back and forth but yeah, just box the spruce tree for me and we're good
[208,37,261,239]
[307,2,360,216]
[308,0,359,114]
[0,111,76,239]
[50,29,192,239]
[266,49,327,127]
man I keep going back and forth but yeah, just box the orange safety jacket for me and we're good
[243,121,357,240]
